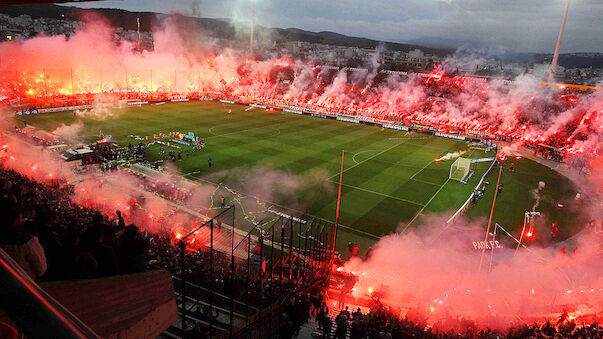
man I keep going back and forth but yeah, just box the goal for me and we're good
[449,157,473,183]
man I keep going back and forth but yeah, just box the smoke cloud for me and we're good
[436,150,467,161]
[0,13,601,331]
[341,215,603,331]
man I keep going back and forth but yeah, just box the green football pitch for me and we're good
[17,101,582,253]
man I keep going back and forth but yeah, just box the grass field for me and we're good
[465,157,586,243]
[18,101,582,253]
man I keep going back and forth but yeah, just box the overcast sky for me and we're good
[67,0,602,53]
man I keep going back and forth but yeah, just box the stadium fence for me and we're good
[174,205,335,338]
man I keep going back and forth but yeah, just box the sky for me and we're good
[65,0,603,53]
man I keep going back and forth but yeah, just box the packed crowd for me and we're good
[0,166,150,281]
[0,163,324,307]
[321,300,602,339]
[2,163,601,338]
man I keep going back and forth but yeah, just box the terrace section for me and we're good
[0,251,178,339]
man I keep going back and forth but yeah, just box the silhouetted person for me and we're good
[59,229,97,279]
[118,224,149,274]
[82,225,119,277]
[0,209,47,279]
[116,210,126,229]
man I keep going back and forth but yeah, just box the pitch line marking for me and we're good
[410,178,441,187]
[410,159,435,180]
[183,171,201,177]
[208,126,281,139]
[328,180,425,206]
[207,114,292,139]
[190,175,381,240]
[352,150,378,165]
[401,178,451,233]
[328,140,407,180]
[387,137,428,141]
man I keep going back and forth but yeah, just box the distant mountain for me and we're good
[494,53,603,69]
[1,4,601,68]
[270,28,449,55]
[406,37,490,51]
[0,4,449,55]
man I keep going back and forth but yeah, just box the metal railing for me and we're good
[0,248,100,339]
[175,205,335,338]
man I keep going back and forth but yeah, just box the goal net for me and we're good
[449,157,472,182]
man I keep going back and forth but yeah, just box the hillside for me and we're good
[0,4,447,55]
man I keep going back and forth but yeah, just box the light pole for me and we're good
[550,0,570,80]
[249,0,255,60]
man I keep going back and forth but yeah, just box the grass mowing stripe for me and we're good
[327,180,425,206]
[327,140,407,180]
[410,159,435,180]
[190,173,381,239]
[19,102,511,249]
[400,178,451,233]
[410,178,441,186]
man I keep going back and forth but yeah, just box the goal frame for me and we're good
[449,157,473,183]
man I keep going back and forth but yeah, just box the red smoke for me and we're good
[340,216,603,331]
[0,15,601,331]
[0,17,600,163]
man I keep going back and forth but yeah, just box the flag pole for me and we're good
[330,150,345,270]
[479,165,502,272]
[550,0,570,80]
[249,0,254,60]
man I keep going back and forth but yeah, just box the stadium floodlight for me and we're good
[249,0,255,60]
[550,0,571,80]
[449,157,472,183]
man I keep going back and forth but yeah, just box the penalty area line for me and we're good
[327,180,425,207]
[328,140,407,180]
[410,159,434,180]
[400,178,451,233]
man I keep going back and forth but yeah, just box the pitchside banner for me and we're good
[171,139,190,146]
[16,105,94,115]
[337,117,360,124]
[435,132,466,141]
[473,240,503,250]
[15,109,38,115]
[481,140,497,148]
[382,124,409,131]
[471,157,495,163]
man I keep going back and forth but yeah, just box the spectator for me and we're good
[58,229,97,279]
[0,208,47,280]
[82,225,119,277]
[116,210,126,229]
[118,224,149,274]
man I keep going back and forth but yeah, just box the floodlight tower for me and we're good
[550,0,570,80]
[249,0,255,60]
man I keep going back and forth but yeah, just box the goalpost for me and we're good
[449,157,473,183]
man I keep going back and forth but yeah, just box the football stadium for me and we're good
[0,1,601,339]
